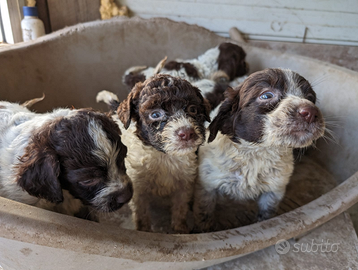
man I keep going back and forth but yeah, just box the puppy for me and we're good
[193,68,326,232]
[0,99,133,219]
[193,74,248,112]
[123,42,249,90]
[97,74,211,233]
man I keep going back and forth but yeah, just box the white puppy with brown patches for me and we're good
[193,68,326,232]
[0,98,132,219]
[123,42,249,90]
[97,74,211,233]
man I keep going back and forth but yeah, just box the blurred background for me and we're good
[1,0,357,72]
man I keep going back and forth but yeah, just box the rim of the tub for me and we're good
[1,17,358,262]
[1,172,357,262]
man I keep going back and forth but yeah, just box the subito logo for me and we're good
[275,239,290,255]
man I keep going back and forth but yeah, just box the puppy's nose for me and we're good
[177,128,195,141]
[298,106,318,124]
[119,182,133,204]
[109,182,133,211]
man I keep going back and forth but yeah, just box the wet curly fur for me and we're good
[98,74,211,233]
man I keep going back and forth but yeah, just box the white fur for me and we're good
[96,90,119,104]
[198,133,293,200]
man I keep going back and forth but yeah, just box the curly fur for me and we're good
[97,74,211,233]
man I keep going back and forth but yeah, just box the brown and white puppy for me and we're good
[193,74,248,112]
[0,100,132,219]
[98,74,211,233]
[193,68,326,232]
[123,42,249,90]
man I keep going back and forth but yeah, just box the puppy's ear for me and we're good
[202,98,211,123]
[208,87,238,142]
[218,43,248,79]
[117,83,142,129]
[122,66,147,89]
[16,138,63,204]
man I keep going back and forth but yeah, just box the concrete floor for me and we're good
[200,213,358,270]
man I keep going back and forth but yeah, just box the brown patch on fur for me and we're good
[117,85,142,129]
[17,120,63,203]
[164,61,200,79]
[217,43,249,80]
[123,73,146,90]
[205,83,231,111]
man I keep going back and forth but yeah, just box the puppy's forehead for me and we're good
[67,110,124,159]
[139,76,203,109]
[240,69,314,103]
[283,69,314,97]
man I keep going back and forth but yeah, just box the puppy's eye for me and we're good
[187,105,197,115]
[79,179,99,187]
[306,93,316,103]
[149,111,164,120]
[259,92,275,100]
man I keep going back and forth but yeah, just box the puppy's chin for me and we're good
[261,119,325,148]
[287,128,325,148]
[88,176,133,213]
[261,130,324,149]
[163,141,201,156]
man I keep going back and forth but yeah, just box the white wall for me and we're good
[119,0,358,46]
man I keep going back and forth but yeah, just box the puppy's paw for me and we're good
[257,211,275,222]
[172,223,190,234]
[193,214,217,233]
[136,220,152,232]
[74,206,99,222]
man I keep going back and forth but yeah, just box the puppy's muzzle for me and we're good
[107,182,133,212]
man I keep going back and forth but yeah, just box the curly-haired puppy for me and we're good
[98,74,211,233]
[123,42,249,90]
[193,68,326,232]
[0,99,132,219]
